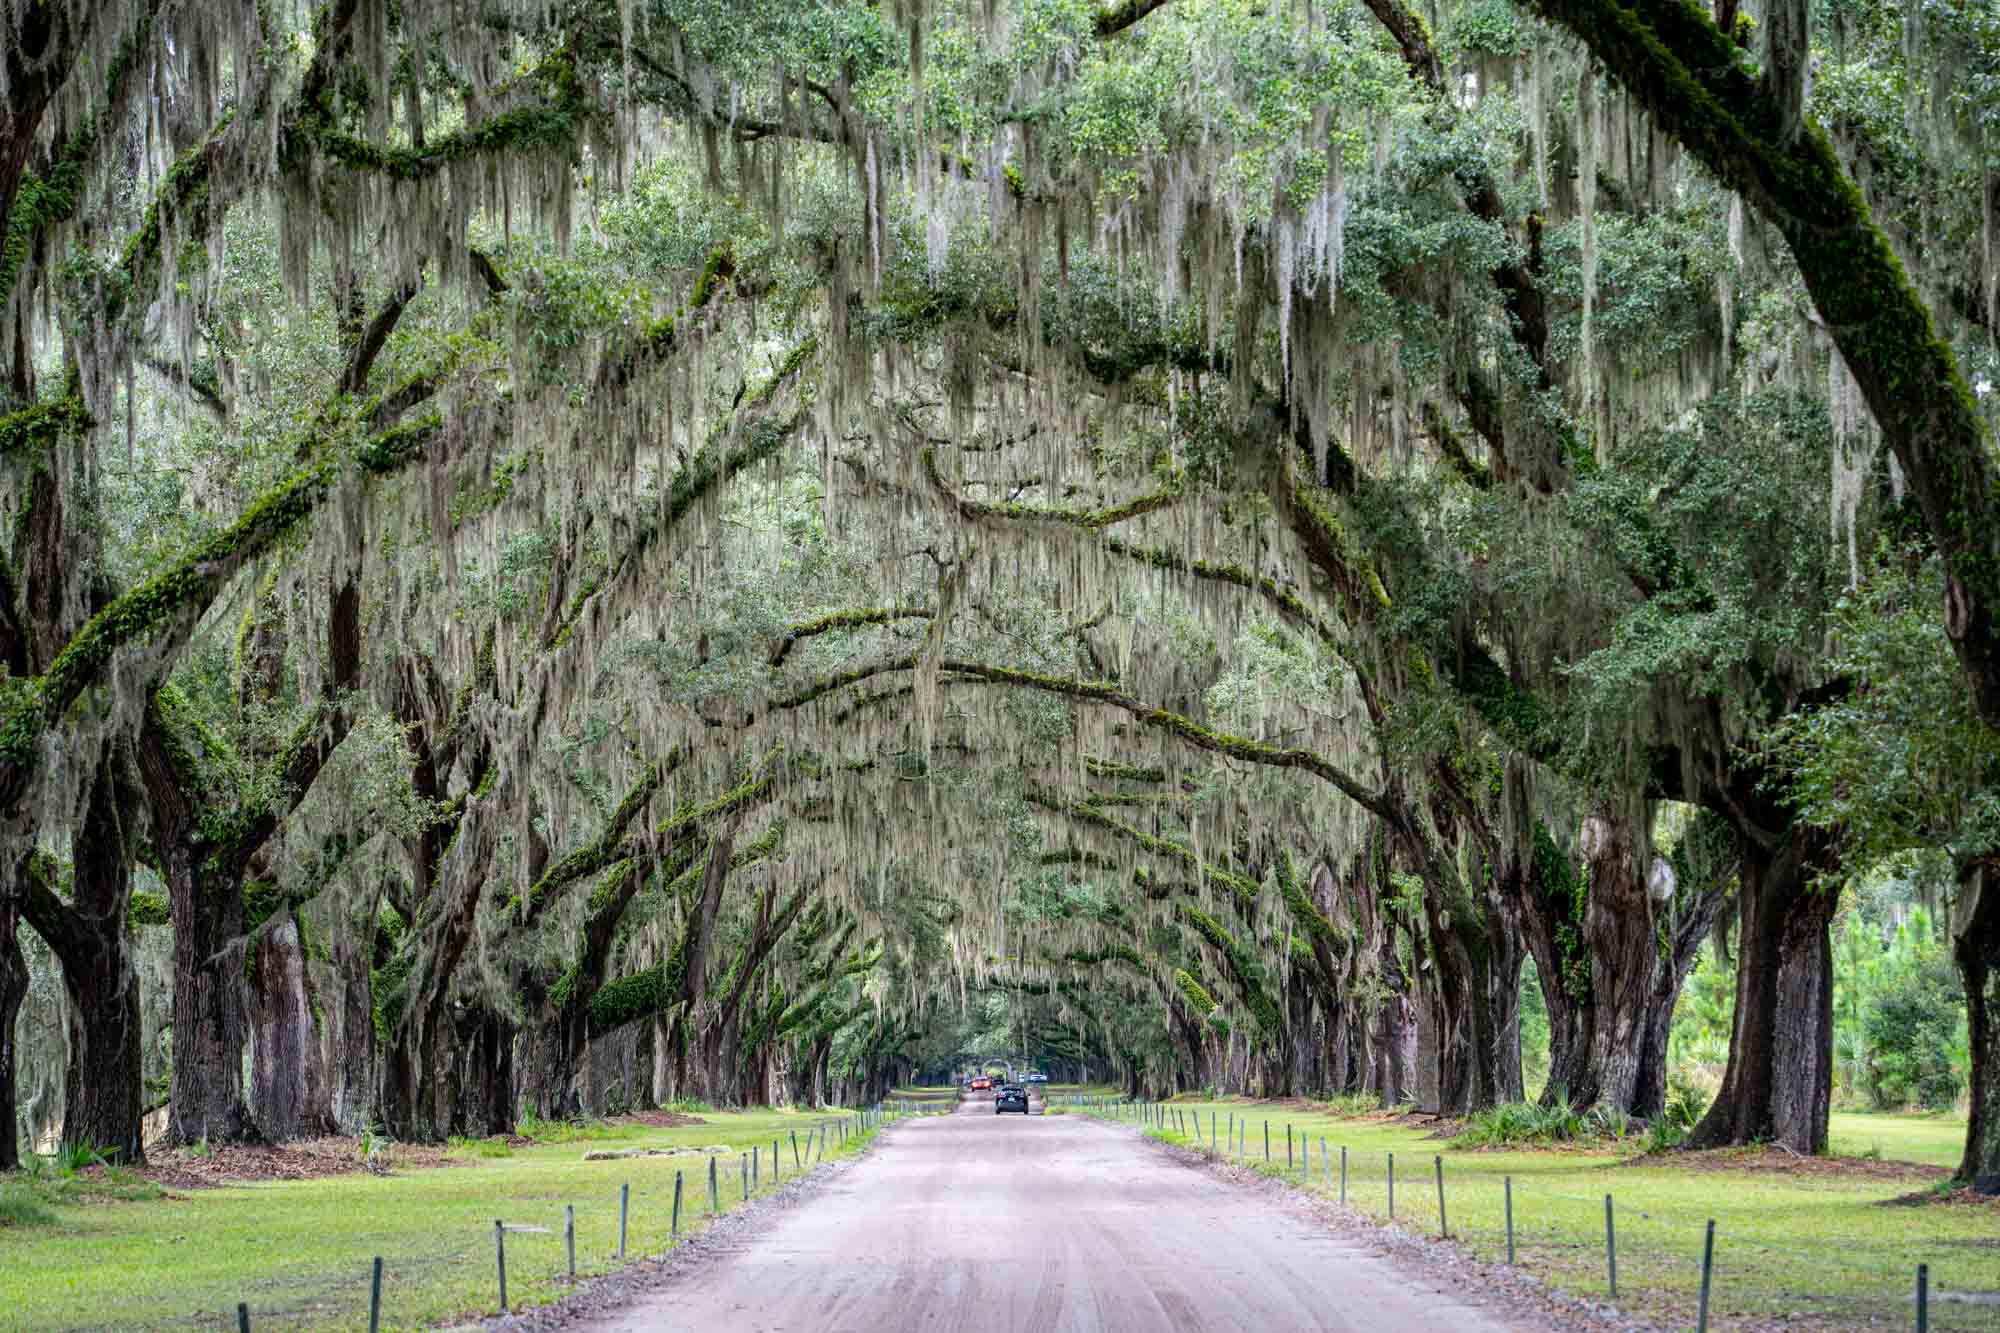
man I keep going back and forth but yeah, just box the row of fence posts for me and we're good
[227,1106,914,1328]
[1061,1096,1939,1333]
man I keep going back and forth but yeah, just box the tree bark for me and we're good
[0,874,27,1170]
[455,1005,514,1136]
[323,895,377,1133]
[249,917,332,1140]
[22,753,146,1163]
[1688,822,1838,1153]
[1952,858,2000,1192]
[1574,805,1659,1112]
[139,701,258,1146]
[1632,866,1733,1120]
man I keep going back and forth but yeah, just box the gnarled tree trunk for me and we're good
[1574,804,1659,1113]
[23,753,147,1163]
[1952,858,2000,1193]
[1689,821,1838,1153]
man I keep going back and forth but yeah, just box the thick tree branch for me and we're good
[1523,0,2000,730]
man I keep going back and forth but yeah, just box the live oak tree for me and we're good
[1,0,1995,1199]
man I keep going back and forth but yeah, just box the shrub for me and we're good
[357,1121,393,1169]
[1586,1104,1631,1141]
[56,1142,107,1174]
[1665,1081,1709,1130]
[1864,949,1967,1111]
[1644,1118,1686,1154]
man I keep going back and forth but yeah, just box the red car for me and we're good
[969,1077,993,1090]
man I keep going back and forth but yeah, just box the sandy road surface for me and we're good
[574,1108,1510,1332]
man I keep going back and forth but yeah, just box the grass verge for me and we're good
[1070,1097,1996,1332]
[0,1107,895,1331]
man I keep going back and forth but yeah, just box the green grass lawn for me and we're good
[1057,1096,1995,1332]
[1827,1108,1968,1169]
[0,1107,891,1332]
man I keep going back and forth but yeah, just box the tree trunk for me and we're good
[1688,822,1838,1153]
[324,901,376,1134]
[1952,858,2000,1192]
[133,704,260,1144]
[464,1007,515,1136]
[1633,867,1733,1120]
[58,929,145,1162]
[517,974,583,1122]
[23,754,147,1163]
[157,859,256,1145]
[0,880,26,1170]
[1424,908,1512,1114]
[1575,807,1659,1112]
[1518,818,1594,1110]
[249,918,332,1140]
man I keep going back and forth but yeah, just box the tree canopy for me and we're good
[1,0,1996,1191]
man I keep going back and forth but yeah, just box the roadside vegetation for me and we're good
[1068,1095,1993,1330]
[0,1109,884,1332]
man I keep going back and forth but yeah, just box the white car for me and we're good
[1023,1072,1049,1083]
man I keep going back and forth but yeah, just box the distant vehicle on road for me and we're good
[1023,1071,1048,1083]
[970,1076,993,1091]
[995,1085,1030,1114]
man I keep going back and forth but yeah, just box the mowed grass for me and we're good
[1826,1109,1968,1169]
[0,1107,886,1332]
[1065,1097,1997,1332]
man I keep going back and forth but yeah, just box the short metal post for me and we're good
[1697,1219,1715,1332]
[238,1303,250,1333]
[1321,1136,1329,1187]
[709,1154,719,1213]
[791,1130,800,1169]
[773,1138,781,1183]
[753,1144,760,1187]
[1604,1194,1618,1300]
[1504,1177,1515,1264]
[565,1204,576,1278]
[619,1183,629,1260]
[1340,1145,1348,1204]
[368,1256,383,1333]
[672,1171,684,1238]
[494,1220,508,1311]
[741,1154,748,1202]
[1287,1124,1293,1170]
[1264,1121,1270,1161]
[1434,1156,1448,1238]
[1387,1152,1395,1219]
[1917,1263,1930,1332]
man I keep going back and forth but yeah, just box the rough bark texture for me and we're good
[323,897,378,1133]
[455,1006,514,1137]
[665,830,737,1100]
[0,875,26,1169]
[1632,870,1733,1120]
[139,707,258,1146]
[20,755,146,1162]
[1576,807,1657,1112]
[1953,859,2000,1192]
[1688,822,1838,1154]
[249,918,332,1140]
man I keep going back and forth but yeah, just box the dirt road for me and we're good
[574,1110,1512,1332]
